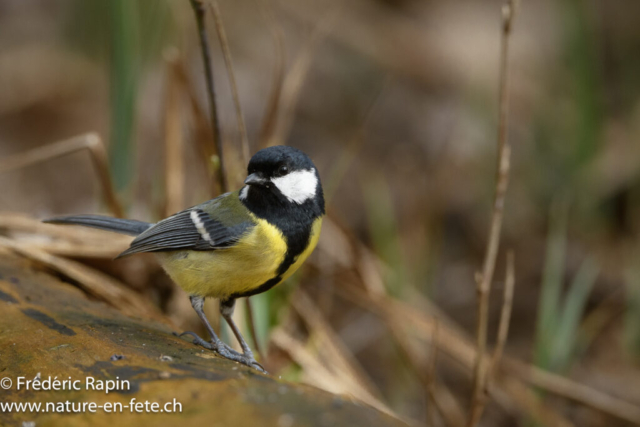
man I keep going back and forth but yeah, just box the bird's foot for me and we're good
[178,331,267,374]
[215,344,267,374]
[178,331,215,350]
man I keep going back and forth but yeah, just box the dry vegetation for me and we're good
[1,0,640,426]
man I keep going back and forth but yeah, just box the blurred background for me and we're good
[1,0,640,426]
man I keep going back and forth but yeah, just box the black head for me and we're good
[246,145,316,180]
[240,146,324,215]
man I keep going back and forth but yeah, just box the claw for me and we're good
[218,346,267,374]
[249,361,267,374]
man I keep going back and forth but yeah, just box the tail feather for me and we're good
[44,215,152,236]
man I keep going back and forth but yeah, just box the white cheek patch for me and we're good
[271,169,318,204]
[239,186,249,201]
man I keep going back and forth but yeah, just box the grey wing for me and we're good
[116,209,252,258]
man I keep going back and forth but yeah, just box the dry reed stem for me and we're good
[490,251,515,376]
[203,0,263,355]
[468,2,516,425]
[0,133,123,218]
[189,0,227,191]
[206,0,250,165]
[189,0,265,345]
[257,0,286,147]
[468,251,516,426]
[170,58,219,196]
[163,49,186,217]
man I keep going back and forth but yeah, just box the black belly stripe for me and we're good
[228,224,312,299]
[229,179,325,300]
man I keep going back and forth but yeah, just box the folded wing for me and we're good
[117,201,252,258]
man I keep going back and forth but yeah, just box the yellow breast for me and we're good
[156,216,322,300]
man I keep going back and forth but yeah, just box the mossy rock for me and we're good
[0,254,404,427]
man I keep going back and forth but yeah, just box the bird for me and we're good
[44,145,325,372]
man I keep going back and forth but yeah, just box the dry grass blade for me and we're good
[271,327,343,393]
[257,0,286,147]
[504,359,640,425]
[385,304,466,427]
[265,6,340,148]
[0,213,132,258]
[206,0,250,165]
[291,289,383,401]
[429,383,468,427]
[410,316,466,427]
[324,77,389,204]
[469,2,516,425]
[0,236,165,323]
[163,49,186,216]
[495,377,576,427]
[423,321,443,427]
[189,0,227,192]
[270,328,401,421]
[0,213,131,245]
[0,133,123,218]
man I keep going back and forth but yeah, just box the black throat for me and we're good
[230,183,324,299]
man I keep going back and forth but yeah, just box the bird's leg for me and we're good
[181,296,266,373]
[181,296,225,349]
[220,298,253,356]
[180,296,241,357]
[220,298,266,373]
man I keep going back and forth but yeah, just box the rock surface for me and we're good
[0,254,405,427]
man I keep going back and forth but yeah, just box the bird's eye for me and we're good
[278,165,289,176]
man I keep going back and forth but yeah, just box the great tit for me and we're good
[45,145,325,372]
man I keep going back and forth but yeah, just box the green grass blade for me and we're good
[109,0,140,193]
[550,257,598,372]
[534,199,569,369]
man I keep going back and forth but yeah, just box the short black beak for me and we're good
[244,173,267,186]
